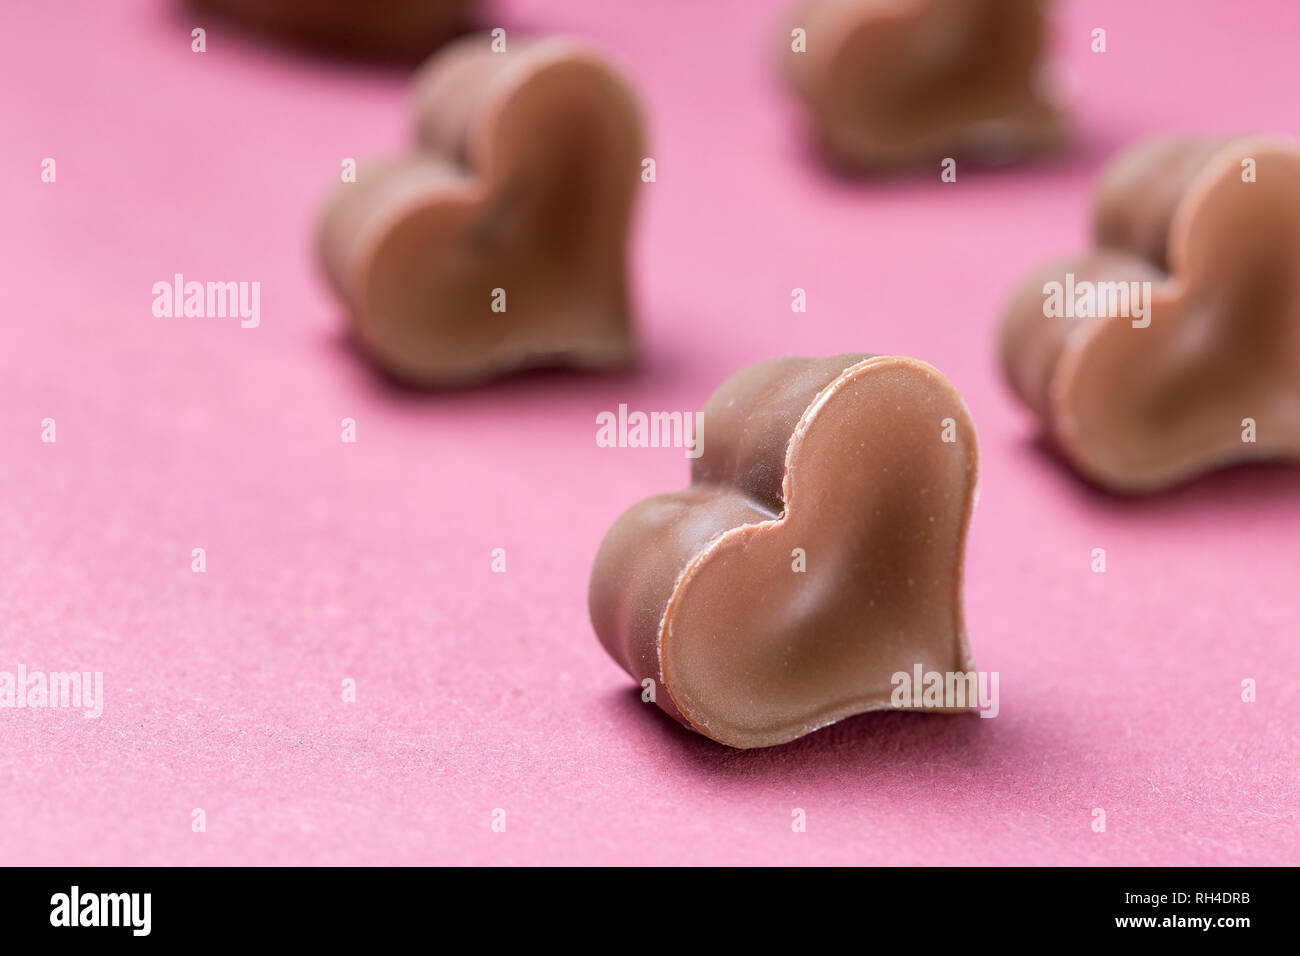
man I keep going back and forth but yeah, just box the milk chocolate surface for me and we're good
[189,0,474,60]
[318,35,643,386]
[784,0,1065,169]
[1000,135,1300,492]
[589,355,979,749]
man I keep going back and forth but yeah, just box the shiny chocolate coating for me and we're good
[784,0,1066,169]
[317,35,644,386]
[1000,135,1300,491]
[590,354,980,749]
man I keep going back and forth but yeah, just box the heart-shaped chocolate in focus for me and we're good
[318,35,643,386]
[589,355,979,749]
[1000,135,1300,492]
[784,0,1065,169]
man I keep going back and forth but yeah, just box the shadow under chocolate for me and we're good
[1024,433,1300,512]
[787,114,1133,190]
[176,0,475,68]
[320,317,725,407]
[605,685,1021,786]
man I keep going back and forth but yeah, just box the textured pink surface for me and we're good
[3,0,1298,866]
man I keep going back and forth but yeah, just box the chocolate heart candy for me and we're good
[318,35,643,386]
[1001,135,1300,491]
[589,355,980,749]
[784,0,1065,169]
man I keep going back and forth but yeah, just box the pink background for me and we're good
[3,0,1298,865]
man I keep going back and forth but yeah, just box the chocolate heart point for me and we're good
[590,354,980,749]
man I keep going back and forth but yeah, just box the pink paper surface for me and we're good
[3,0,1298,866]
